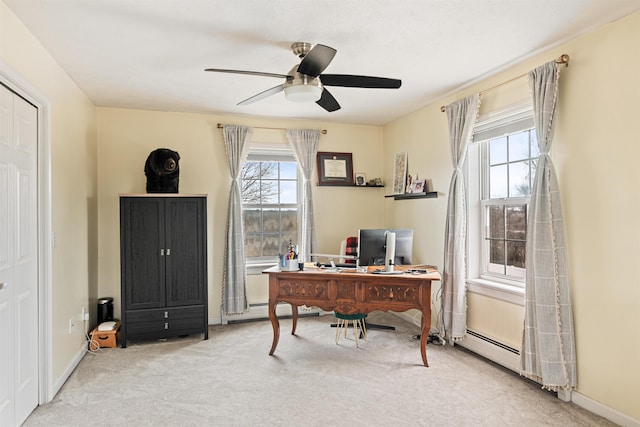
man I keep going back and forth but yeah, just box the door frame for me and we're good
[0,59,54,404]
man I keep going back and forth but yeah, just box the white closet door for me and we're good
[0,84,39,426]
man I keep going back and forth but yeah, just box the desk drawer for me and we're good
[362,283,421,304]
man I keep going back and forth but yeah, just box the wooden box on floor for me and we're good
[90,322,121,349]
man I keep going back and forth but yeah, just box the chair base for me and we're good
[334,313,367,348]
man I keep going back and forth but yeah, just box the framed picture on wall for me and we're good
[316,152,354,186]
[393,152,408,194]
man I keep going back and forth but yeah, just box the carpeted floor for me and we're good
[24,312,613,426]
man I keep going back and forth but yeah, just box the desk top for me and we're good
[263,264,441,281]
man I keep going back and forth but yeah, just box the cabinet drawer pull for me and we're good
[164,322,169,330]
[166,248,171,256]
[164,311,168,318]
[160,248,165,256]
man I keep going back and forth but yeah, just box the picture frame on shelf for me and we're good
[355,172,366,186]
[413,179,425,193]
[405,174,414,193]
[392,152,408,194]
[316,152,354,186]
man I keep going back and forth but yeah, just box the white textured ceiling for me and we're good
[5,0,640,125]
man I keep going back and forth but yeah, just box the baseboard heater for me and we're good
[460,329,521,373]
[466,329,519,354]
[224,303,321,325]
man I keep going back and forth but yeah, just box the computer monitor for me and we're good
[357,228,413,266]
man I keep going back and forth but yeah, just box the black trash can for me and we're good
[97,297,114,324]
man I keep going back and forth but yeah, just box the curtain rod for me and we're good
[217,123,327,134]
[440,54,570,112]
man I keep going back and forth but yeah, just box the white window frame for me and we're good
[467,101,534,305]
[242,144,301,275]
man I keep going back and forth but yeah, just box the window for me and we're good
[242,150,299,264]
[482,128,537,281]
[467,101,537,294]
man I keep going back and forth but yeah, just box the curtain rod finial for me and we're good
[440,105,446,112]
[557,54,570,67]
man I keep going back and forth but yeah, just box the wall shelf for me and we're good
[317,183,384,188]
[385,191,438,200]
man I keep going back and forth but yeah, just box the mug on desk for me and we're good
[282,259,298,271]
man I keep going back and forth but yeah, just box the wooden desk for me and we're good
[264,266,441,367]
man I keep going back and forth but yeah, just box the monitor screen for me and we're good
[357,228,413,266]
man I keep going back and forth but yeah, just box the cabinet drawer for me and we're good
[126,305,204,322]
[125,305,205,339]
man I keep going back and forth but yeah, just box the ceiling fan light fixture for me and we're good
[284,84,322,102]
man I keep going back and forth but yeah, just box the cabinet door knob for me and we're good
[166,248,171,256]
[164,322,169,330]
[164,311,168,318]
[160,248,165,256]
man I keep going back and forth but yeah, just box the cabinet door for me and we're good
[121,198,166,310]
[165,197,206,306]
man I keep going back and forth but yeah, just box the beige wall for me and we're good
[383,11,640,421]
[1,1,98,381]
[96,108,385,320]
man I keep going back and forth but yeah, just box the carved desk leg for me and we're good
[268,299,280,356]
[420,312,429,367]
[268,274,280,356]
[420,279,432,367]
[291,304,298,335]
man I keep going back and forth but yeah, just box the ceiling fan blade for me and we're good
[238,84,285,106]
[320,74,402,89]
[297,44,337,77]
[205,68,288,79]
[316,88,341,112]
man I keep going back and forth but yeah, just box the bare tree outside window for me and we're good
[241,161,278,204]
[242,158,298,259]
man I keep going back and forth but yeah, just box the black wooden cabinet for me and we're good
[120,195,208,347]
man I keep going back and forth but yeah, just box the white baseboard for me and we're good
[571,391,640,427]
[51,344,86,399]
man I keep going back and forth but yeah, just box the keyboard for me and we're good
[317,262,357,269]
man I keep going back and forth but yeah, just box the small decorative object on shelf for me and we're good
[355,172,366,186]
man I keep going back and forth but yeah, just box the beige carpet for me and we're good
[24,312,613,426]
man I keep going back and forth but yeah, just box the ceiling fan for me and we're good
[205,42,402,112]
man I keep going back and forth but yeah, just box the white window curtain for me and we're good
[222,125,253,315]
[521,61,577,391]
[442,94,480,343]
[285,129,320,262]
